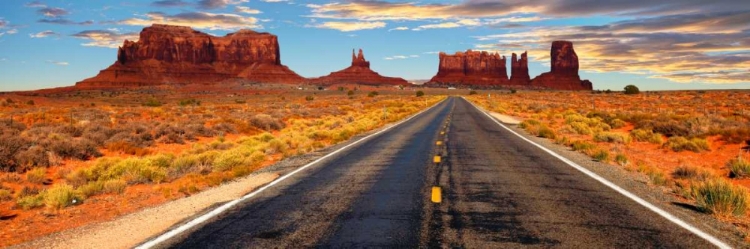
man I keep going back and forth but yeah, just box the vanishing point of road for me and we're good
[154,97,716,248]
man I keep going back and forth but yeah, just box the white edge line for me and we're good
[136,98,448,249]
[463,97,731,249]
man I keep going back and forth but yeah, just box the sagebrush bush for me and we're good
[537,126,557,139]
[664,136,710,152]
[728,157,750,178]
[103,179,127,194]
[0,189,12,201]
[630,129,664,144]
[77,181,104,197]
[25,167,47,184]
[572,141,596,152]
[672,165,711,181]
[212,150,247,172]
[17,193,44,210]
[593,150,610,162]
[44,184,80,209]
[615,154,628,166]
[692,178,748,217]
[593,132,632,144]
[249,114,285,131]
[569,122,592,135]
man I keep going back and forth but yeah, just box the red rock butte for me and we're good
[427,41,593,90]
[76,24,304,88]
[308,49,408,86]
[428,50,509,86]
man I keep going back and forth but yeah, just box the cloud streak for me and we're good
[72,30,140,48]
[309,21,386,32]
[117,11,260,30]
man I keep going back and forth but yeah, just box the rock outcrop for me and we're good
[509,52,530,85]
[308,49,408,86]
[427,50,508,86]
[76,24,304,88]
[530,41,593,90]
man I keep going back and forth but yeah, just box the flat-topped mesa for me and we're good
[77,24,303,88]
[509,52,530,85]
[428,50,508,86]
[308,49,407,86]
[530,40,593,90]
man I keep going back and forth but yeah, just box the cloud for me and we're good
[309,21,386,32]
[235,6,261,14]
[117,11,260,30]
[151,0,191,7]
[384,55,419,60]
[72,30,140,48]
[581,11,750,34]
[197,0,248,10]
[6,29,17,34]
[388,26,408,31]
[0,19,6,28]
[37,7,69,17]
[24,1,46,8]
[29,30,59,38]
[46,60,68,66]
[39,19,94,25]
[413,19,481,31]
[260,0,288,2]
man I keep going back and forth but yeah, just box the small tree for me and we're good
[469,90,478,95]
[347,90,355,96]
[368,91,379,97]
[416,91,425,97]
[624,85,640,95]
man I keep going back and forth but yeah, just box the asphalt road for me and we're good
[163,97,715,248]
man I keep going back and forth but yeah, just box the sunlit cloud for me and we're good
[29,30,59,38]
[24,1,46,8]
[39,19,94,25]
[72,30,140,48]
[235,6,262,14]
[309,21,386,32]
[37,7,69,17]
[413,19,480,31]
[46,60,68,66]
[384,55,419,60]
[151,0,191,7]
[197,0,248,10]
[388,26,408,31]
[117,12,260,30]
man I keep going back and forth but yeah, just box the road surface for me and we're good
[161,97,715,248]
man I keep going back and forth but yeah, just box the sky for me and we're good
[0,0,749,91]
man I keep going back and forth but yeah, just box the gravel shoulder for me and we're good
[474,103,748,248]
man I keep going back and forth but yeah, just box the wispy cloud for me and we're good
[29,30,59,38]
[388,26,408,31]
[72,30,139,48]
[309,21,386,32]
[117,11,260,30]
[235,6,262,14]
[384,55,419,60]
[151,0,191,7]
[24,1,46,8]
[413,19,480,31]
[37,7,69,17]
[197,0,248,10]
[46,60,68,66]
[39,19,94,25]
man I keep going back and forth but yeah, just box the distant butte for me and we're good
[308,49,408,86]
[530,41,593,90]
[76,24,304,89]
[427,50,509,86]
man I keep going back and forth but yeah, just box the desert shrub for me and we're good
[212,123,237,134]
[609,119,627,129]
[179,99,200,106]
[569,122,592,135]
[519,119,540,129]
[77,181,104,197]
[469,90,478,95]
[15,186,41,199]
[26,100,35,105]
[14,146,51,170]
[572,141,596,152]
[728,157,750,178]
[249,114,285,131]
[103,179,127,194]
[185,123,215,137]
[664,136,710,152]
[615,154,629,166]
[147,154,175,169]
[213,150,247,172]
[305,96,314,101]
[0,189,11,201]
[25,167,47,184]
[55,125,84,137]
[673,165,711,180]
[593,150,610,162]
[103,158,166,184]
[17,193,44,210]
[593,132,632,144]
[648,171,668,186]
[154,124,187,144]
[537,126,557,139]
[717,128,750,144]
[143,97,162,107]
[630,129,664,144]
[638,119,690,137]
[416,91,424,97]
[347,90,355,96]
[169,155,200,178]
[368,91,379,97]
[44,184,81,209]
[104,141,151,156]
[624,85,640,94]
[0,134,29,172]
[692,178,748,216]
[510,89,517,94]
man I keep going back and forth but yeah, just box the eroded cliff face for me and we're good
[308,49,408,86]
[509,52,530,85]
[530,41,593,90]
[77,24,304,88]
[428,50,508,86]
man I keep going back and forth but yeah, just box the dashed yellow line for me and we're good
[436,141,443,146]
[433,155,442,163]
[431,186,442,203]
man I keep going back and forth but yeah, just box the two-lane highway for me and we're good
[155,97,718,248]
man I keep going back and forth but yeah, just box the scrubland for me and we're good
[469,90,750,233]
[0,85,443,246]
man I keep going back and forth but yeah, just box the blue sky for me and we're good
[0,0,749,91]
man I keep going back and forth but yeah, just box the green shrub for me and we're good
[44,184,80,209]
[569,122,592,135]
[0,189,12,201]
[147,154,175,168]
[728,157,750,178]
[17,194,44,210]
[648,171,668,186]
[103,158,166,184]
[692,178,748,216]
[519,119,540,129]
[77,181,104,197]
[664,136,710,152]
[142,97,162,107]
[469,90,477,95]
[572,141,596,152]
[593,132,632,144]
[26,167,47,184]
[609,119,627,129]
[630,129,663,144]
[305,95,314,101]
[368,91,379,97]
[593,150,610,162]
[103,179,127,194]
[624,85,640,94]
[347,90,355,96]
[672,165,711,181]
[615,154,629,166]
[213,150,247,172]
[537,126,557,139]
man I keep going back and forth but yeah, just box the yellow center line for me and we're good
[433,155,441,163]
[436,141,442,146]
[431,186,442,203]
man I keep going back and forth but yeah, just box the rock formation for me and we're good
[427,50,508,86]
[509,52,530,85]
[76,24,304,88]
[530,41,593,90]
[308,49,408,86]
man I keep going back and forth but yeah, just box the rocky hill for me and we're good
[308,49,408,86]
[427,50,508,86]
[530,41,593,90]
